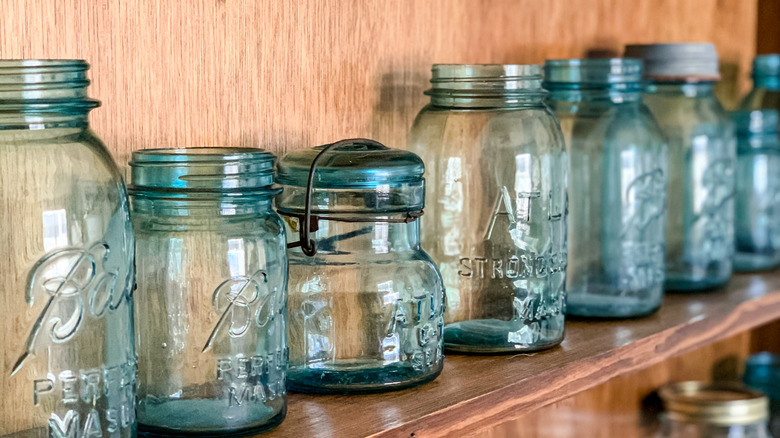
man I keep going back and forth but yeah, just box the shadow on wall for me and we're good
[370,70,429,149]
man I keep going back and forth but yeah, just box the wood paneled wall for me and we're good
[0,0,759,166]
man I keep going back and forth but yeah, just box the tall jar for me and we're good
[408,65,567,353]
[277,139,445,394]
[733,110,780,271]
[130,148,288,436]
[544,58,668,318]
[625,44,736,292]
[0,60,136,437]
[657,382,772,438]
[740,55,780,112]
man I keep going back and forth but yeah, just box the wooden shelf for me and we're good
[264,273,780,438]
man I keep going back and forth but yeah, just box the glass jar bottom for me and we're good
[566,286,662,319]
[137,398,285,436]
[443,316,565,354]
[287,361,443,394]
[734,252,780,272]
[664,263,732,292]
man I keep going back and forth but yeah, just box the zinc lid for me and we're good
[659,381,769,426]
[129,147,277,194]
[624,43,720,81]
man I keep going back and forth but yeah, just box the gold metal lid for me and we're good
[659,381,769,426]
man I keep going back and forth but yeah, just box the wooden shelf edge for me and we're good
[265,274,780,438]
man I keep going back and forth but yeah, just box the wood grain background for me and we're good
[0,0,759,167]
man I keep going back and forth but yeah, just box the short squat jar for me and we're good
[408,65,567,352]
[277,139,445,394]
[626,43,736,291]
[0,60,136,438]
[130,148,288,436]
[657,382,772,438]
[545,58,668,318]
[740,54,780,112]
[733,110,780,271]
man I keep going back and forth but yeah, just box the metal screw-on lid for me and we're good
[732,110,779,134]
[543,58,643,86]
[659,381,769,426]
[624,43,720,81]
[129,147,277,194]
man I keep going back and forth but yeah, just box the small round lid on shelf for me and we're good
[658,381,769,426]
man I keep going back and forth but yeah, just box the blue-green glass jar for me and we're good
[744,353,780,437]
[277,139,445,394]
[739,54,780,112]
[408,65,567,353]
[545,58,668,318]
[130,148,288,436]
[733,110,780,271]
[0,60,136,438]
[626,43,736,291]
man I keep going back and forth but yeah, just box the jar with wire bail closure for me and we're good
[130,148,288,436]
[277,138,445,394]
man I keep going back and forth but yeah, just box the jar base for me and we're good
[287,361,443,394]
[665,276,730,292]
[734,252,780,272]
[566,289,662,319]
[443,318,565,354]
[137,399,286,437]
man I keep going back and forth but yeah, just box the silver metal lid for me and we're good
[624,43,720,81]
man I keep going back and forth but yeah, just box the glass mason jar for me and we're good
[407,65,567,353]
[739,55,780,112]
[130,148,288,436]
[277,139,445,394]
[733,110,780,271]
[0,60,136,438]
[744,353,780,438]
[625,44,736,292]
[657,381,772,438]
[545,58,668,318]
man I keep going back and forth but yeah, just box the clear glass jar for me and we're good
[0,60,136,438]
[626,44,736,292]
[739,55,780,112]
[745,353,780,438]
[545,58,668,318]
[408,64,567,353]
[657,382,772,438]
[276,139,445,393]
[733,111,780,271]
[130,148,288,436]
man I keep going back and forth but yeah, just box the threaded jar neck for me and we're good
[753,54,780,90]
[129,147,280,216]
[543,58,643,102]
[0,60,99,113]
[426,64,545,108]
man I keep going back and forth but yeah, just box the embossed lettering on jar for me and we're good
[626,44,736,291]
[0,60,136,437]
[545,58,668,318]
[408,65,567,353]
[130,148,288,436]
[733,110,780,271]
[277,139,445,393]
